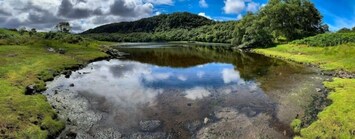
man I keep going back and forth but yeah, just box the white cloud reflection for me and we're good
[184,87,211,100]
[49,59,261,108]
[222,68,240,84]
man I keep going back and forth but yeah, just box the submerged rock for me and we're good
[186,120,202,133]
[130,132,169,139]
[139,120,161,132]
[203,117,209,124]
[94,128,122,139]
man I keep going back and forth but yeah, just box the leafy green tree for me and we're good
[18,27,26,36]
[338,28,351,33]
[260,0,324,41]
[29,28,37,37]
[55,22,71,33]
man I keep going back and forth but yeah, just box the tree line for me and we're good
[82,0,328,48]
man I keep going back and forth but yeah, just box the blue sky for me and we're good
[154,0,355,31]
[0,0,353,31]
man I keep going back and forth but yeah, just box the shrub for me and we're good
[291,33,355,47]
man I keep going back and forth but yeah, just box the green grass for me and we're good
[0,29,108,138]
[297,78,355,138]
[254,43,355,72]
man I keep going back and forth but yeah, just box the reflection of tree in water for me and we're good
[117,45,305,81]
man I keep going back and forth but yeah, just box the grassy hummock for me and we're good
[0,29,108,138]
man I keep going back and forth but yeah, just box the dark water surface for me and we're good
[45,44,324,139]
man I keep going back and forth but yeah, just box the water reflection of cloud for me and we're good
[69,60,159,108]
[184,87,211,100]
[55,59,258,109]
[177,75,188,81]
[145,72,172,82]
[222,68,240,84]
[197,71,205,78]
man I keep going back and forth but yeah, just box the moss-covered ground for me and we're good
[254,44,355,138]
[0,29,108,138]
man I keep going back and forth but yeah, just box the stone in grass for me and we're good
[58,48,67,54]
[25,84,37,95]
[25,84,45,95]
[139,120,161,132]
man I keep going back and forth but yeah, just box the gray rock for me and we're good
[47,47,56,53]
[139,120,161,132]
[94,128,122,139]
[186,120,202,133]
[130,132,168,139]
[25,84,36,95]
[58,48,67,54]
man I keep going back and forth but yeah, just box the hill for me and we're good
[83,12,214,34]
[83,21,237,43]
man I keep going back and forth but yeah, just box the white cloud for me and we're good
[246,2,260,12]
[223,0,245,14]
[237,14,243,20]
[223,0,262,15]
[0,0,174,32]
[199,0,208,8]
[144,0,174,5]
[155,11,161,15]
[198,12,212,20]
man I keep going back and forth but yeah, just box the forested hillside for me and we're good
[84,21,237,43]
[83,12,214,34]
[83,0,328,48]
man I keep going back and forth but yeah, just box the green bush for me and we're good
[291,33,355,47]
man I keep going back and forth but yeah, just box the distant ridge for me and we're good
[82,12,214,34]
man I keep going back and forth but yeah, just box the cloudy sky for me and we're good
[0,0,354,32]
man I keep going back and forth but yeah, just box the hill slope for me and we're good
[83,12,214,34]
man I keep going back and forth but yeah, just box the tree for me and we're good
[338,28,351,33]
[18,27,26,36]
[29,28,37,37]
[260,0,325,41]
[55,22,71,33]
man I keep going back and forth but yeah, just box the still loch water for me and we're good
[45,44,324,139]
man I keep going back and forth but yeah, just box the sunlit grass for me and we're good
[254,43,355,72]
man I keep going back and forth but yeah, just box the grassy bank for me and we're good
[0,29,108,138]
[254,33,355,138]
[254,43,355,72]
